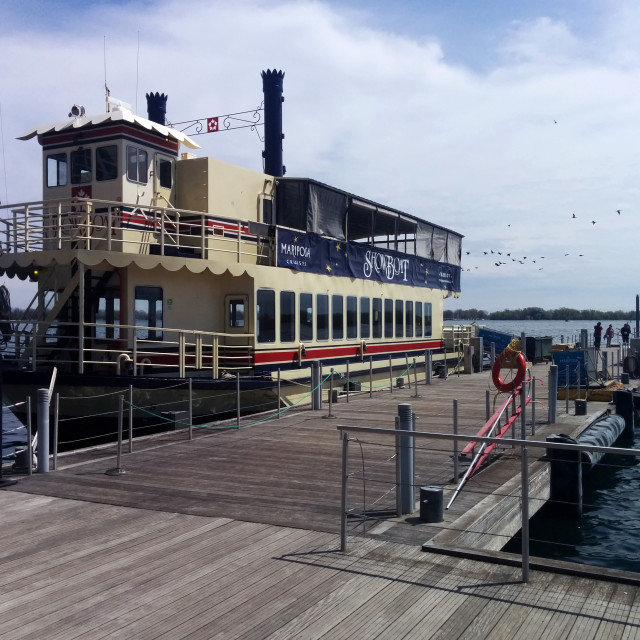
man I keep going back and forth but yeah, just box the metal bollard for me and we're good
[36,388,49,473]
[397,403,415,515]
[548,365,558,424]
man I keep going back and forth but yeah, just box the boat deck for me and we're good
[2,363,640,639]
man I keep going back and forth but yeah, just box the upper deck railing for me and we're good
[0,199,273,264]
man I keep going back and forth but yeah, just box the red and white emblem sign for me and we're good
[207,117,219,132]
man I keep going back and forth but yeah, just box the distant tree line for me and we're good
[444,307,635,321]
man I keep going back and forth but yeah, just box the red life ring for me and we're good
[491,351,527,392]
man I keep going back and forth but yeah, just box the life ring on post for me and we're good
[491,349,527,392]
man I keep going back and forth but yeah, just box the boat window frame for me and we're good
[70,147,92,185]
[96,145,118,182]
[280,290,296,343]
[372,297,382,339]
[299,292,313,342]
[332,294,344,341]
[46,152,68,188]
[384,299,394,339]
[126,144,149,185]
[317,294,329,341]
[134,286,163,341]
[415,301,423,337]
[424,302,433,337]
[346,296,357,340]
[360,296,370,340]
[395,299,404,338]
[256,288,276,343]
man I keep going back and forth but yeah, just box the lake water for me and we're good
[445,318,633,345]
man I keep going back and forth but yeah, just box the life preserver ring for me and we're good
[491,350,527,392]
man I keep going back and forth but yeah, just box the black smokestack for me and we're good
[146,92,168,125]
[261,69,285,177]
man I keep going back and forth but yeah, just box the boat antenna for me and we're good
[104,35,110,113]
[0,103,8,206]
[135,30,140,115]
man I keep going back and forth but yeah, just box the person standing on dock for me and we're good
[594,321,603,350]
[605,324,614,347]
[621,322,631,346]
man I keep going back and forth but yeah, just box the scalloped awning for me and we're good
[17,108,200,150]
[0,250,251,280]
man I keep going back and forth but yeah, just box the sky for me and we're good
[1,0,640,312]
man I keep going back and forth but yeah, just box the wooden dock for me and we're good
[2,364,640,639]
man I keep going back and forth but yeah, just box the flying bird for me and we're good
[592,220,596,225]
[617,209,621,214]
[572,214,577,218]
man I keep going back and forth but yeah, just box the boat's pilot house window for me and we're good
[47,153,68,187]
[96,145,118,181]
[70,148,92,184]
[127,145,149,184]
[158,157,172,189]
[134,286,163,340]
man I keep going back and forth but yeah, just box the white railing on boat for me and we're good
[0,199,272,264]
[9,320,254,378]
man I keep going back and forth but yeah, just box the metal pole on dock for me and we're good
[389,355,393,393]
[397,403,415,514]
[26,396,32,476]
[188,378,193,438]
[369,356,373,398]
[236,372,241,426]
[277,369,281,419]
[548,365,557,424]
[106,395,125,476]
[485,390,490,422]
[346,361,350,403]
[340,431,350,552]
[565,365,570,414]
[453,399,459,482]
[413,358,418,397]
[425,350,432,385]
[405,354,411,389]
[36,388,49,473]
[53,393,59,471]
[521,441,530,583]
[324,369,336,419]
[531,378,536,436]
[129,384,134,452]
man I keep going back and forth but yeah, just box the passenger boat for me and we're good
[0,69,463,442]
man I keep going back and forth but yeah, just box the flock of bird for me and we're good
[462,209,623,273]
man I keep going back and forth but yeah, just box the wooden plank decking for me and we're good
[2,364,640,638]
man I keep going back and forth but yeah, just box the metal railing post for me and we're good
[531,377,536,436]
[426,350,432,385]
[389,355,393,392]
[53,393,59,471]
[548,364,557,424]
[236,372,241,426]
[275,369,281,418]
[521,440,530,583]
[369,356,373,398]
[565,365,570,414]
[129,384,134,453]
[346,361,350,403]
[340,431,350,552]
[397,403,415,514]
[105,395,125,476]
[26,396,33,476]
[453,399,459,481]
[485,389,490,422]
[188,378,193,439]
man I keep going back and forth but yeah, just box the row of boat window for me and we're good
[46,146,173,188]
[253,290,433,344]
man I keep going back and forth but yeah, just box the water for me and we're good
[445,318,631,345]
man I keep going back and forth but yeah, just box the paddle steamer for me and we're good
[0,70,463,435]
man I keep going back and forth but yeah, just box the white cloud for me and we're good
[2,0,640,311]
